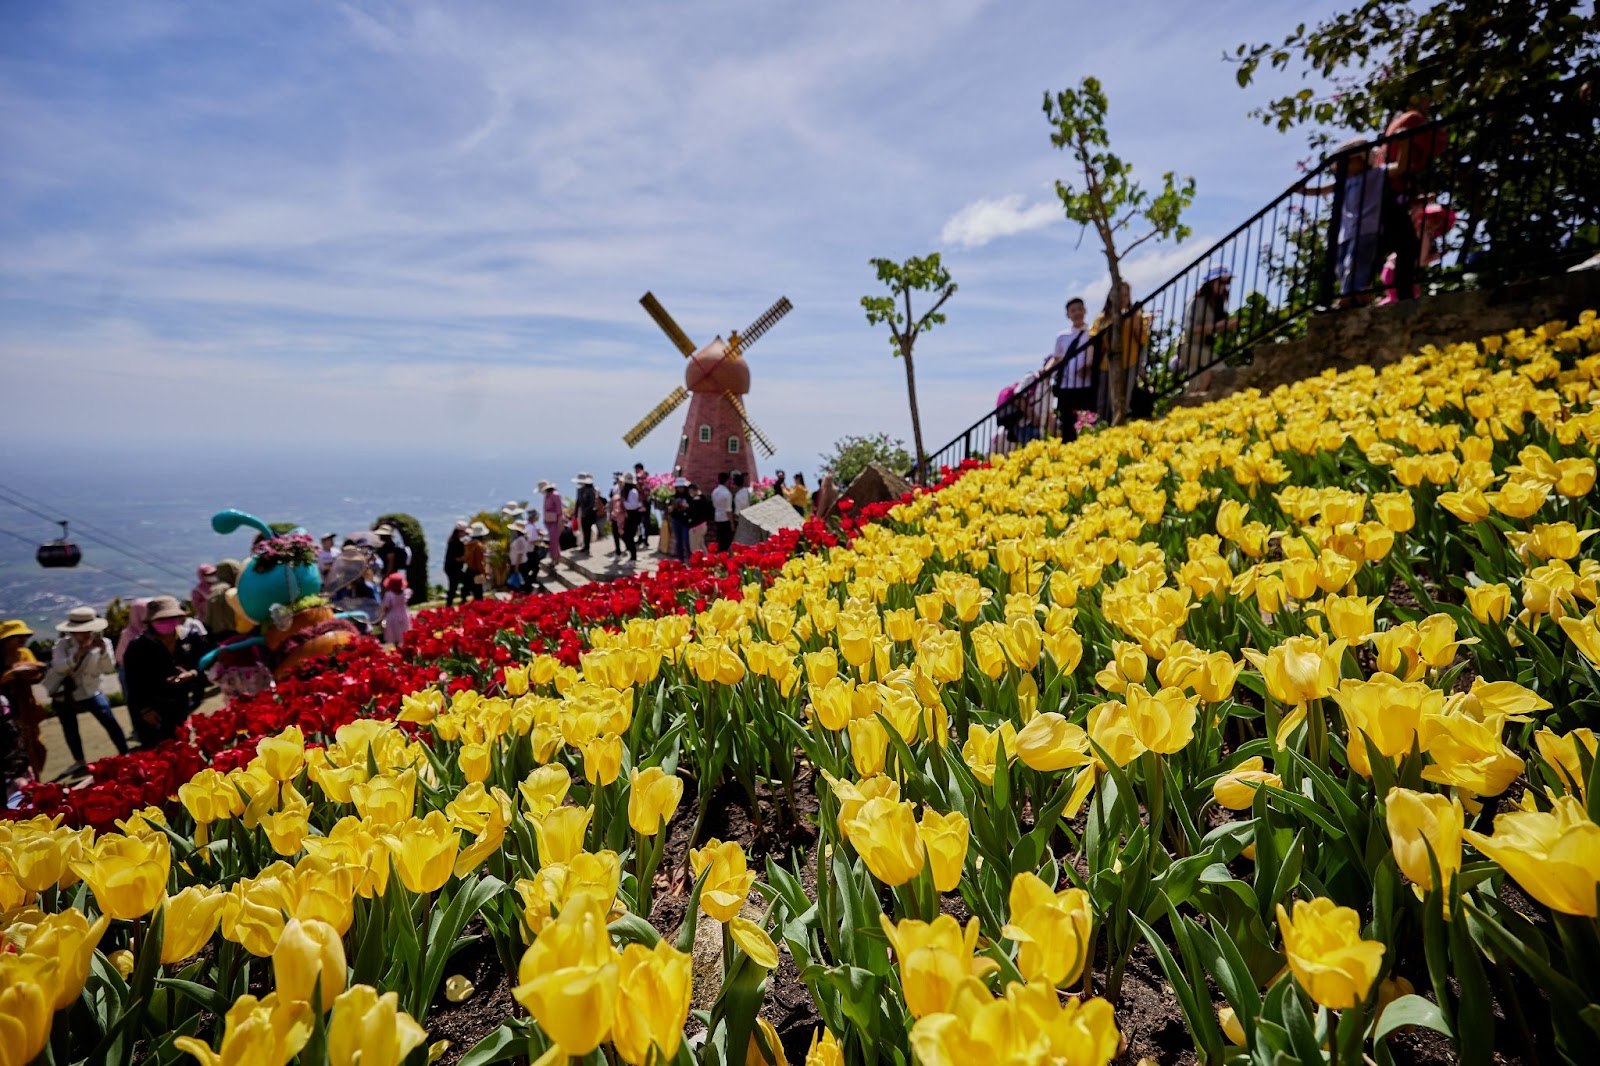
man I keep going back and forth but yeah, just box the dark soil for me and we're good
[427,921,522,1066]
[1112,945,1199,1065]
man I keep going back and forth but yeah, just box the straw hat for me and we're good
[508,520,527,533]
[538,480,557,493]
[623,472,637,485]
[454,520,470,532]
[572,472,594,485]
[146,596,187,622]
[468,522,490,538]
[499,501,524,517]
[0,619,34,642]
[58,606,109,634]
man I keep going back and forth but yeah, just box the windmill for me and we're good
[623,291,791,490]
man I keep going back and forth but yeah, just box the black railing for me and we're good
[918,78,1600,477]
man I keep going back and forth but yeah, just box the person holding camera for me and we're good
[41,606,128,778]
[123,596,204,746]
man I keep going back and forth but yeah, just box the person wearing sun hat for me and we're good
[123,596,205,746]
[1178,265,1238,392]
[462,523,489,601]
[41,606,127,777]
[539,480,565,570]
[1,618,48,775]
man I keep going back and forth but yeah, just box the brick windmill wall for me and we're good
[675,340,759,490]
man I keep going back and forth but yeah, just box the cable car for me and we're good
[36,521,82,569]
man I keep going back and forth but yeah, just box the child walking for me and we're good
[380,573,411,646]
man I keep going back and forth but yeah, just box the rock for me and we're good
[839,462,912,512]
[733,496,805,546]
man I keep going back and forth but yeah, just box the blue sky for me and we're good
[0,0,1345,478]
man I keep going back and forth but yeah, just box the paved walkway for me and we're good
[30,548,665,784]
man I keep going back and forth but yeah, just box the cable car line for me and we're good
[0,526,170,593]
[0,484,196,583]
[0,480,190,577]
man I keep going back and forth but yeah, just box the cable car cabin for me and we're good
[37,542,82,568]
[37,521,82,568]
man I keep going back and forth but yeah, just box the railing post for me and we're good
[962,430,971,460]
[1319,157,1345,309]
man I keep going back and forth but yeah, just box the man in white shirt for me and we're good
[732,472,751,520]
[43,606,127,776]
[710,472,734,553]
[1045,296,1094,441]
[316,533,338,579]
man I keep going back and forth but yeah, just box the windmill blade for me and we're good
[729,296,792,358]
[623,386,689,448]
[640,292,697,358]
[724,392,776,458]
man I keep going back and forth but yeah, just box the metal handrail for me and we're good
[916,80,1600,478]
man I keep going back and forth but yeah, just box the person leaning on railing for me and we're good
[1176,266,1239,394]
[1045,296,1094,442]
[1092,281,1153,421]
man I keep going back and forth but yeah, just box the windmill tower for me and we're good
[623,291,791,490]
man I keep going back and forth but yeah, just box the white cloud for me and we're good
[940,195,1061,248]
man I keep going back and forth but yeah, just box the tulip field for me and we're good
[5,314,1600,1066]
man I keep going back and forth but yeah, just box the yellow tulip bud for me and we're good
[1384,787,1463,892]
[382,811,460,895]
[804,1028,845,1066]
[842,798,924,887]
[1213,756,1280,811]
[612,942,693,1064]
[582,733,623,786]
[518,765,571,819]
[918,809,969,893]
[272,918,347,1012]
[1276,897,1384,1009]
[1464,582,1513,624]
[847,717,889,778]
[458,741,491,784]
[532,805,593,867]
[257,726,307,782]
[628,767,684,836]
[327,985,428,1066]
[0,954,59,1066]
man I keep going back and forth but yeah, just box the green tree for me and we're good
[374,513,429,605]
[1045,78,1195,424]
[1232,4,1600,277]
[1232,1,1597,142]
[861,254,956,483]
[818,433,914,487]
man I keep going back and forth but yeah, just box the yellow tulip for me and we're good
[912,976,1119,1066]
[1559,611,1600,668]
[879,913,997,1018]
[1419,712,1524,799]
[1371,490,1414,532]
[689,838,758,922]
[174,993,312,1066]
[804,1028,845,1066]
[262,802,310,857]
[518,765,572,819]
[1322,594,1381,645]
[382,811,460,895]
[1002,871,1093,987]
[1534,728,1598,798]
[842,797,925,887]
[1384,787,1463,892]
[1464,583,1513,624]
[1218,1004,1246,1044]
[1086,698,1145,767]
[1213,756,1280,811]
[917,809,969,893]
[1463,797,1600,916]
[1484,478,1550,519]
[533,806,593,867]
[1243,635,1345,707]
[1332,674,1435,775]
[1192,651,1242,703]
[18,907,108,1010]
[257,726,307,782]
[628,767,684,835]
[582,733,623,786]
[847,717,889,778]
[1014,712,1092,772]
[959,721,1017,784]
[69,831,170,921]
[457,741,491,784]
[350,771,417,826]
[1276,897,1385,1009]
[1438,488,1491,523]
[272,918,346,1012]
[512,893,619,1056]
[1126,685,1197,755]
[1554,456,1597,496]
[5,825,81,894]
[747,1016,788,1066]
[163,885,228,964]
[222,872,289,957]
[0,953,58,1066]
[612,942,693,1064]
[327,985,428,1066]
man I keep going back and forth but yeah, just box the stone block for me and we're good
[733,495,805,546]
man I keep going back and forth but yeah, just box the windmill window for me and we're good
[699,425,712,443]
[679,434,688,455]
[727,436,741,454]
